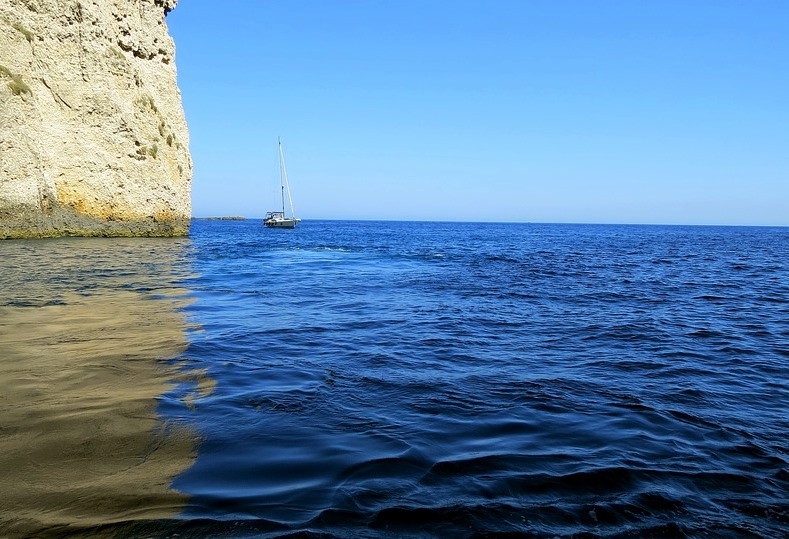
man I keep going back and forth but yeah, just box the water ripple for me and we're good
[3,222,788,537]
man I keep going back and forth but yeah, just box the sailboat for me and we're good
[264,138,301,229]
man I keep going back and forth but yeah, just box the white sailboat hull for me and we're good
[264,217,301,229]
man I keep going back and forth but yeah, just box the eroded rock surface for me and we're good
[0,0,191,238]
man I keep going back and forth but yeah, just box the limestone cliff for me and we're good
[0,0,191,238]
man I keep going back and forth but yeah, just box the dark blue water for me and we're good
[162,220,789,538]
[1,221,787,537]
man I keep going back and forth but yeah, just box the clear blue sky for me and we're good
[167,1,788,225]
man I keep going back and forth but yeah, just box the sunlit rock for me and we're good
[0,0,191,238]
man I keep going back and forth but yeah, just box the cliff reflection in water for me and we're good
[0,237,207,536]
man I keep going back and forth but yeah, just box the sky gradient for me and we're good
[167,1,788,225]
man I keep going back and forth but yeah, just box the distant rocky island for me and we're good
[0,0,192,239]
[192,216,247,221]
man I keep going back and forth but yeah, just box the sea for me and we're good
[0,220,787,538]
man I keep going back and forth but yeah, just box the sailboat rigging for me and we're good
[264,138,301,229]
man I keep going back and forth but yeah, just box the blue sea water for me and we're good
[1,220,787,537]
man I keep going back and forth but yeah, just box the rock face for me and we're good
[0,0,191,239]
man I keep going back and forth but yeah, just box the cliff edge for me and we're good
[0,0,191,239]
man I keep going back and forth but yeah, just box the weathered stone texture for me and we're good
[0,0,191,238]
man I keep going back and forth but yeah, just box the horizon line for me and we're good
[190,216,789,229]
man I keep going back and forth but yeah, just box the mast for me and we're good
[278,138,286,215]
[278,137,296,219]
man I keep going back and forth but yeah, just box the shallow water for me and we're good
[1,221,787,537]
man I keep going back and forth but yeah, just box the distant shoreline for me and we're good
[191,216,247,221]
